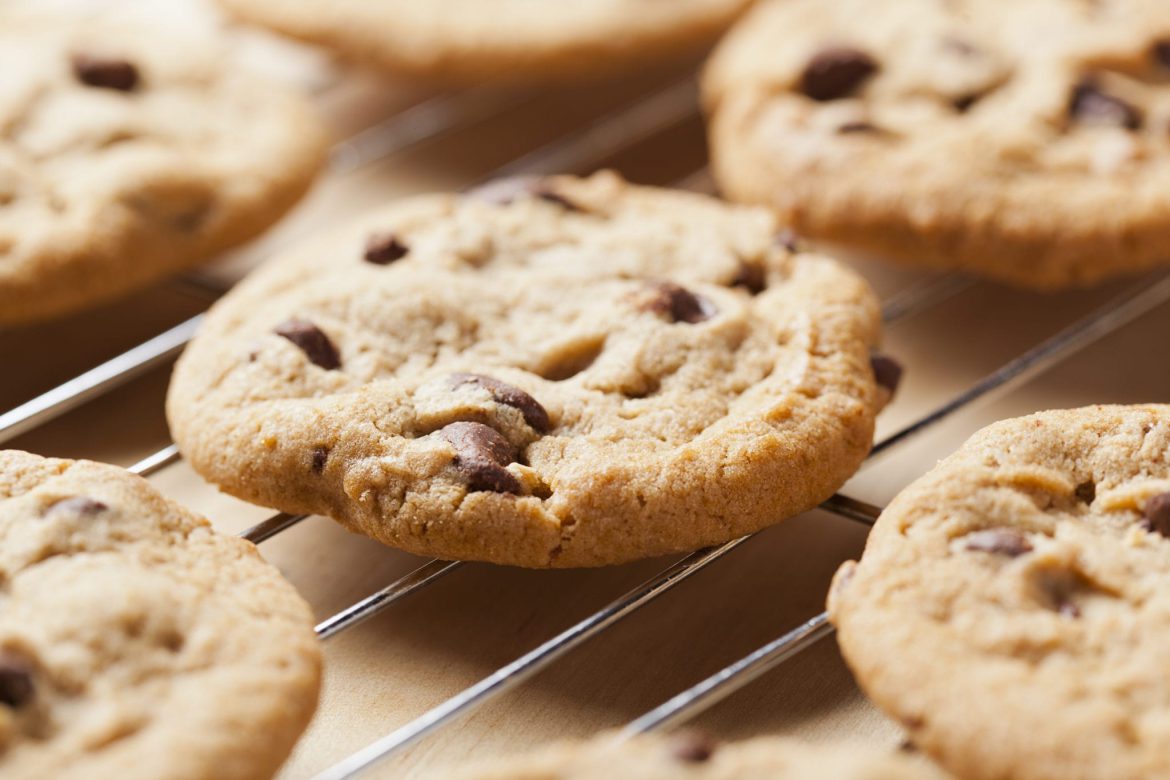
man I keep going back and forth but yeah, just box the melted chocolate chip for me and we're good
[670,730,718,764]
[439,421,522,494]
[71,53,139,91]
[963,528,1033,557]
[1075,480,1096,504]
[641,282,715,324]
[870,354,903,397]
[467,176,582,211]
[45,496,108,517]
[952,94,980,113]
[1153,40,1170,70]
[275,319,341,370]
[363,232,409,265]
[1069,80,1143,130]
[448,373,552,433]
[731,260,766,295]
[1141,492,1170,538]
[0,657,34,708]
[311,447,329,474]
[800,47,878,101]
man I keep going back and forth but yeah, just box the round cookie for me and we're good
[432,731,949,779]
[215,0,754,83]
[0,450,321,780]
[167,171,883,568]
[0,15,328,326]
[704,0,1170,289]
[829,405,1170,780]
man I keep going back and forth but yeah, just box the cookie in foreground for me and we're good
[428,730,948,779]
[216,0,753,83]
[0,450,320,780]
[704,0,1170,289]
[168,171,885,567]
[0,15,328,325]
[830,404,1170,780]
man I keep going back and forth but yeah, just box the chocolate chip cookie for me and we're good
[0,15,327,326]
[829,405,1170,780]
[216,0,754,83]
[167,171,883,568]
[432,731,949,779]
[704,0,1170,289]
[0,450,320,780]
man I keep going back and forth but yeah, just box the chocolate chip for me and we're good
[775,228,804,253]
[311,447,329,474]
[952,94,980,113]
[670,730,718,764]
[448,373,551,433]
[275,319,341,370]
[641,282,715,324]
[1059,601,1082,619]
[363,232,409,265]
[0,657,34,708]
[800,47,878,101]
[1069,80,1143,130]
[439,421,522,494]
[71,53,139,91]
[870,354,903,397]
[1075,480,1096,504]
[963,528,1033,557]
[467,176,582,212]
[45,496,107,517]
[1141,492,1170,538]
[1153,40,1170,70]
[730,260,766,295]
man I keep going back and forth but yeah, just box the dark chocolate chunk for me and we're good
[275,319,341,370]
[363,232,409,265]
[963,528,1033,557]
[439,421,522,494]
[467,176,582,211]
[0,657,34,708]
[311,446,329,474]
[870,354,903,397]
[1153,40,1170,70]
[730,260,766,295]
[1069,80,1143,130]
[45,496,108,517]
[1075,480,1096,504]
[71,53,139,91]
[800,47,878,101]
[641,282,715,324]
[670,730,718,764]
[1141,492,1170,538]
[448,373,551,433]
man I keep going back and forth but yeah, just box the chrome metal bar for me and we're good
[240,512,310,545]
[872,271,1170,457]
[819,494,881,526]
[316,559,464,640]
[0,317,204,446]
[128,444,182,477]
[880,273,972,325]
[313,537,751,780]
[620,612,834,737]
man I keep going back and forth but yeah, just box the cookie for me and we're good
[704,0,1170,289]
[0,15,328,326]
[216,0,754,83]
[431,731,949,779]
[167,171,883,568]
[829,405,1170,780]
[0,450,320,780]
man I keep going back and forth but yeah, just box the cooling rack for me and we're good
[6,38,1170,780]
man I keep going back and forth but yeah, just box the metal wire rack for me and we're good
[6,61,1170,780]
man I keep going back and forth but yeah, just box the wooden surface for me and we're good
[7,4,1170,778]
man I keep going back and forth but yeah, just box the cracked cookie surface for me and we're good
[216,0,753,83]
[704,0,1170,288]
[431,731,948,779]
[0,15,327,325]
[829,405,1170,780]
[0,450,320,780]
[167,172,882,568]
